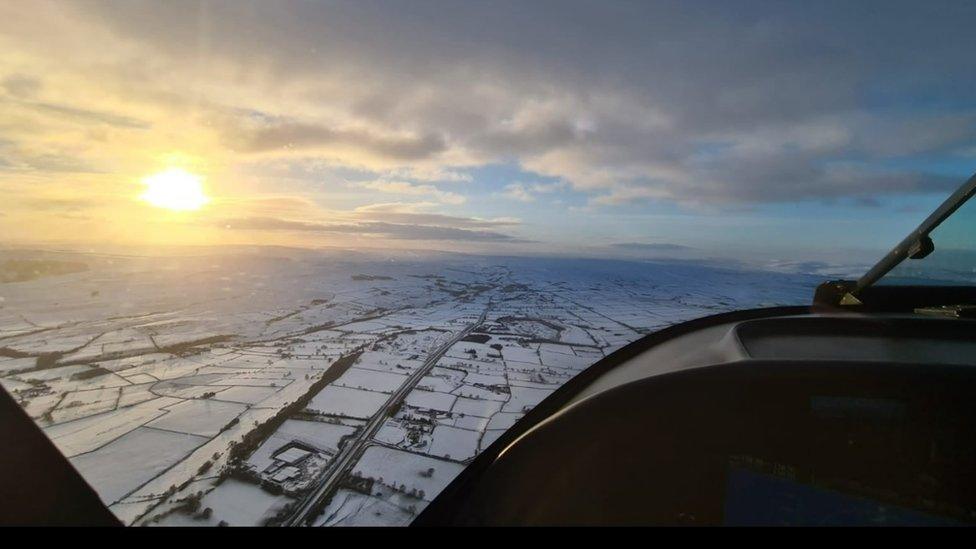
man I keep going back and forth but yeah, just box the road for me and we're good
[283,305,489,526]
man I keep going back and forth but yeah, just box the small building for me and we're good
[271,466,301,483]
[275,447,312,465]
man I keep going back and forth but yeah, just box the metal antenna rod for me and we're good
[853,171,976,296]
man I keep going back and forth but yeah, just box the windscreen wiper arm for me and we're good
[852,171,976,297]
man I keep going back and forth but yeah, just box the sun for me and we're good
[139,168,209,211]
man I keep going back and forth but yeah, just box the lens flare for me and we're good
[140,168,209,211]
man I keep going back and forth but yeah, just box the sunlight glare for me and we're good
[139,168,209,211]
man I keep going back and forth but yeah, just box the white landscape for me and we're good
[0,247,817,526]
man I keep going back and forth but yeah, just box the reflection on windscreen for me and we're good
[0,251,814,525]
[880,196,976,286]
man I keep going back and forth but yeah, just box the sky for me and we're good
[1,0,974,265]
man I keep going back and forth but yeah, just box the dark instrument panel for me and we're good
[417,312,976,526]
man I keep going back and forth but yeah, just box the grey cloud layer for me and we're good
[218,216,528,242]
[63,1,976,204]
[612,243,693,252]
[228,120,446,161]
[351,210,519,230]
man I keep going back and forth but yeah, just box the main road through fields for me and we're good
[283,305,489,526]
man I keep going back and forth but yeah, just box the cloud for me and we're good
[352,203,519,229]
[605,242,704,261]
[22,197,98,212]
[225,119,446,161]
[361,180,465,205]
[26,101,150,129]
[383,166,473,183]
[611,242,693,252]
[502,183,535,202]
[3,0,975,246]
[218,195,322,217]
[0,151,100,174]
[216,216,528,242]
[1,75,41,98]
[501,181,564,202]
[67,1,974,206]
[589,156,962,206]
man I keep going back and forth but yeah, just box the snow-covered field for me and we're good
[306,385,388,419]
[154,478,293,527]
[0,248,816,526]
[71,426,208,504]
[352,445,464,501]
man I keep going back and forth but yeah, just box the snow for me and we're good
[479,429,507,450]
[0,250,816,527]
[211,375,291,387]
[275,419,355,453]
[71,426,207,504]
[152,379,230,399]
[122,373,159,384]
[502,386,551,413]
[118,383,156,407]
[0,357,35,375]
[452,384,507,401]
[501,344,542,366]
[315,489,415,527]
[333,366,408,394]
[246,419,355,475]
[374,420,409,446]
[271,466,301,482]
[486,412,522,431]
[416,371,462,392]
[157,479,293,526]
[339,350,422,375]
[463,372,508,386]
[276,447,311,464]
[212,385,280,404]
[454,415,491,431]
[405,388,457,412]
[559,324,596,345]
[51,387,120,423]
[352,445,464,501]
[147,399,247,437]
[306,385,388,419]
[44,396,182,457]
[539,343,593,370]
[427,425,480,461]
[451,396,503,418]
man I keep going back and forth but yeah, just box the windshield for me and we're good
[2,1,976,527]
[879,186,976,286]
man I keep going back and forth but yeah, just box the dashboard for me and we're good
[416,310,976,526]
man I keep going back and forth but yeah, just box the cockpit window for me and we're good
[2,1,976,527]
[879,192,976,285]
